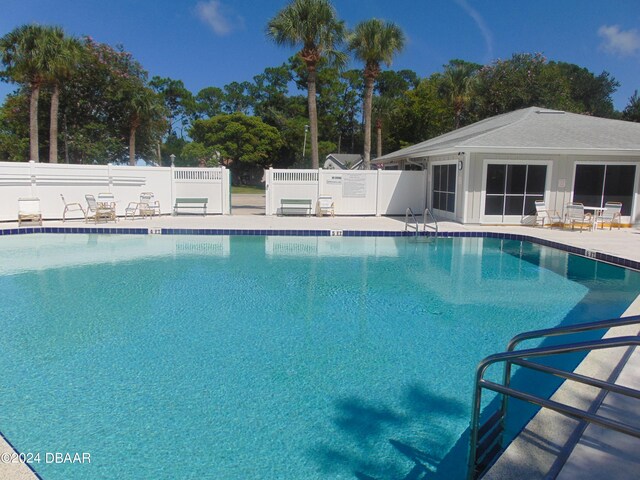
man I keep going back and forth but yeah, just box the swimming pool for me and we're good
[0,234,638,479]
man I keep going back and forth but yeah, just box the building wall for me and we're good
[463,152,640,225]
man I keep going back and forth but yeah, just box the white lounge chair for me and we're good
[140,192,160,217]
[534,200,562,228]
[97,192,116,208]
[565,203,592,232]
[316,195,335,217]
[124,201,153,220]
[18,197,42,227]
[60,194,85,222]
[596,202,622,230]
[85,194,115,223]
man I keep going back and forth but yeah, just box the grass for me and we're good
[232,185,265,194]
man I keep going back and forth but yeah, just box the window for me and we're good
[485,164,547,216]
[573,164,635,216]
[432,164,456,213]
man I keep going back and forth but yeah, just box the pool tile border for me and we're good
[0,226,638,272]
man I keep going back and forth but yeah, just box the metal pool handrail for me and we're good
[423,208,438,235]
[468,314,640,480]
[405,207,419,236]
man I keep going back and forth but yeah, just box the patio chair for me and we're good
[97,192,116,209]
[564,203,592,232]
[596,202,622,230]
[140,192,160,217]
[85,194,115,223]
[316,195,335,217]
[124,200,154,220]
[18,197,42,227]
[534,200,562,228]
[124,202,139,220]
[60,194,85,222]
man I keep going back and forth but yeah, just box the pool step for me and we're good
[473,409,505,477]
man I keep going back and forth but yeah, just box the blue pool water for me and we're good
[0,234,639,480]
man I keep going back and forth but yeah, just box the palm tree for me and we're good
[267,0,345,169]
[348,19,405,170]
[0,25,75,162]
[438,60,480,129]
[373,95,399,160]
[46,35,81,163]
[120,85,160,165]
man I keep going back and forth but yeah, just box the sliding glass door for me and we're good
[573,164,635,215]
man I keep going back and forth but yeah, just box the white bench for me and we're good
[280,199,312,216]
[173,197,208,216]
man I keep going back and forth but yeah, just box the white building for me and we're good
[377,107,640,225]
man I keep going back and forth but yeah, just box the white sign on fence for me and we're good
[343,173,366,198]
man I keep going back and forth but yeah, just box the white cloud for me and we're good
[598,24,640,56]
[195,0,243,36]
[454,0,494,61]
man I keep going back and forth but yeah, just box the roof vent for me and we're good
[535,109,565,114]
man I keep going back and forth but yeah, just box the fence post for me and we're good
[375,168,381,216]
[317,168,322,213]
[266,167,273,216]
[219,166,225,215]
[170,163,175,214]
[28,160,36,197]
[107,162,113,192]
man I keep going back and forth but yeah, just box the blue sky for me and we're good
[1,0,639,111]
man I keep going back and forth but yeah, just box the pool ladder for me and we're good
[405,207,438,237]
[468,314,640,479]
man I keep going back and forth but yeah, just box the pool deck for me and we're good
[1,214,639,480]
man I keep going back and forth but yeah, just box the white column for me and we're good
[265,167,273,216]
[375,168,381,216]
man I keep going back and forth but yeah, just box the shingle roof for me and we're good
[377,107,640,162]
[325,153,364,169]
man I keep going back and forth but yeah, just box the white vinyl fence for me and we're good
[0,161,230,221]
[265,168,427,216]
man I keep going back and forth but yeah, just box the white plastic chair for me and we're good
[140,192,160,217]
[85,194,115,223]
[534,200,562,228]
[316,195,335,217]
[565,203,592,232]
[18,197,42,227]
[596,202,622,230]
[60,194,85,222]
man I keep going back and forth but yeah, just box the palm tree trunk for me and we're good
[49,84,60,163]
[129,124,137,166]
[362,75,374,170]
[307,64,319,169]
[29,83,40,162]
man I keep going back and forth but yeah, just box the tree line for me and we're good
[1,0,639,180]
